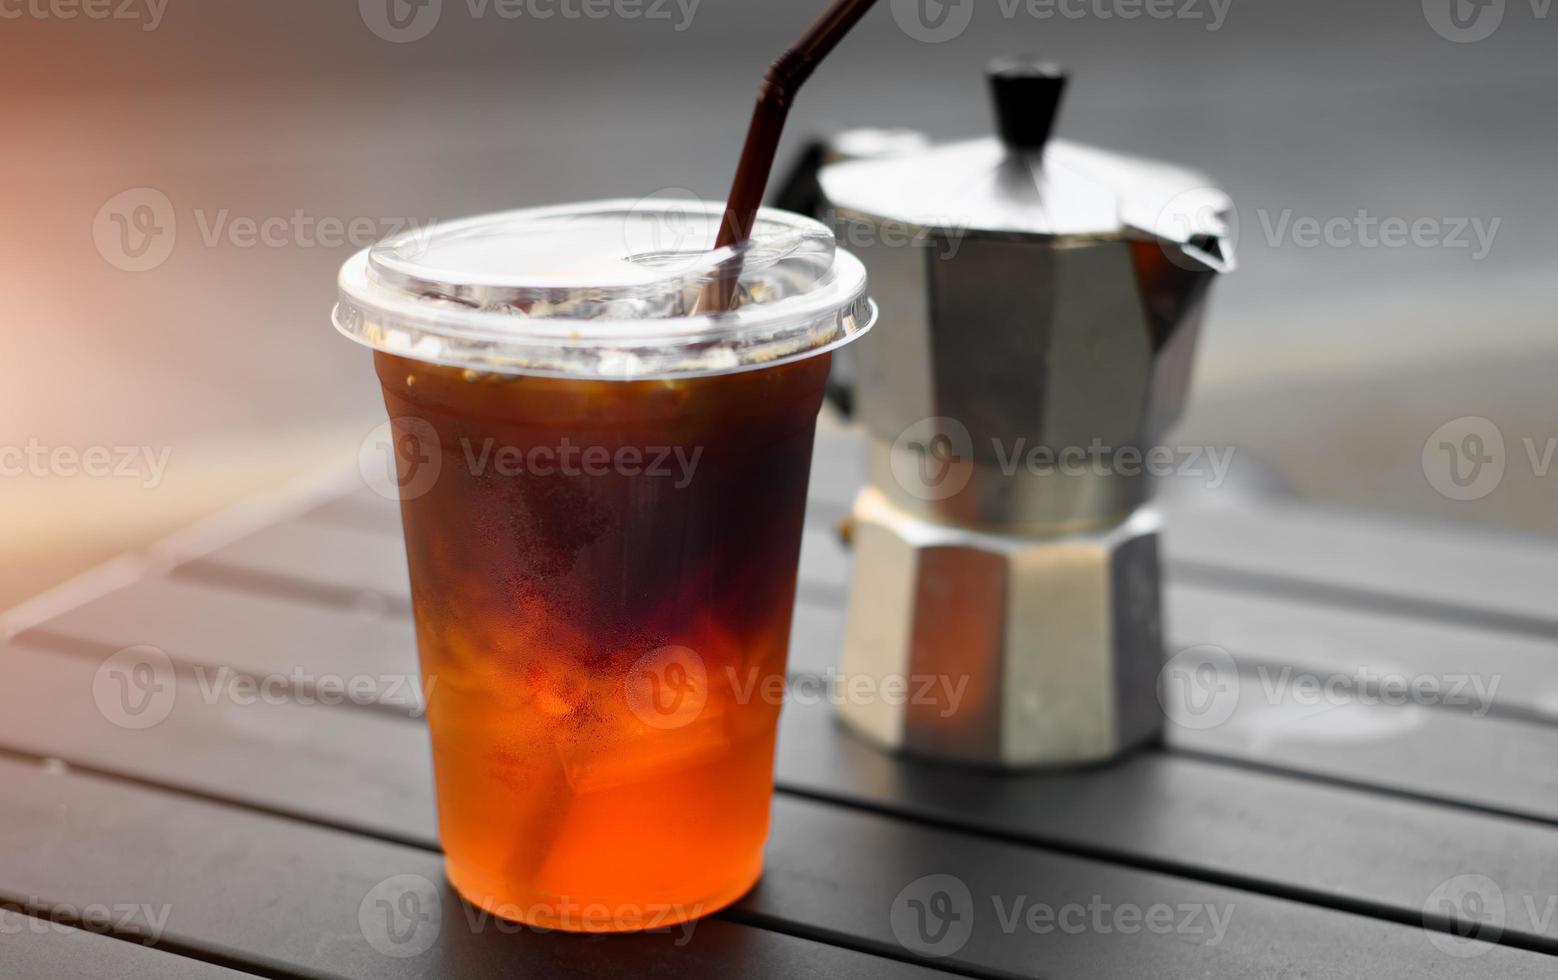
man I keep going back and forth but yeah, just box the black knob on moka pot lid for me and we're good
[815,57,1234,272]
[987,57,1068,154]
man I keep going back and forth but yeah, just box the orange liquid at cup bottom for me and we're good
[377,352,828,932]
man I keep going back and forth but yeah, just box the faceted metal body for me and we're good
[849,232,1216,532]
[840,487,1164,766]
[822,135,1227,768]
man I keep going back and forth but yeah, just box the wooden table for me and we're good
[2,431,1555,978]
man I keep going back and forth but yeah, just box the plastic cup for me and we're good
[333,201,872,932]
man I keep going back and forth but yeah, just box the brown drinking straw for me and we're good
[706,0,882,311]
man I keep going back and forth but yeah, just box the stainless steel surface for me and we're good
[847,234,1216,530]
[838,486,1162,766]
[821,136,1234,253]
[827,63,1226,765]
[821,65,1226,530]
[866,435,1150,533]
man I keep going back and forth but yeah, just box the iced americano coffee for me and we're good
[334,202,872,932]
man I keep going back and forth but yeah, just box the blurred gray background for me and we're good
[3,0,1556,607]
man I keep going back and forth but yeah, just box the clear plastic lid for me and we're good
[333,200,874,380]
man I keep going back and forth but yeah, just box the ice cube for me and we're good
[554,716,732,795]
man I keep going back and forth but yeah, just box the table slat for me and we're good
[1163,498,1558,633]
[0,640,435,845]
[1164,670,1558,824]
[0,909,260,980]
[1169,580,1558,725]
[0,726,1541,978]
[7,623,1558,957]
[749,794,1552,979]
[0,757,952,980]
[18,577,421,713]
[773,698,1558,953]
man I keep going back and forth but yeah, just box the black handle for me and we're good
[987,57,1068,152]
